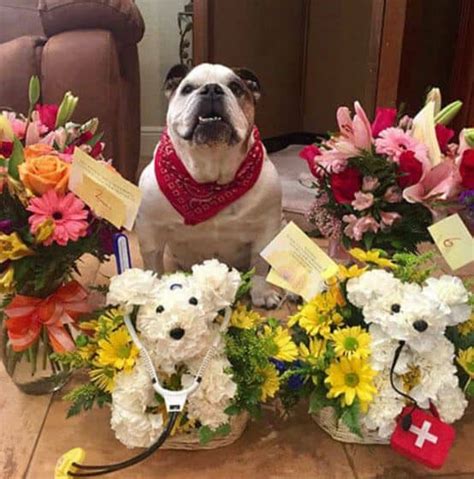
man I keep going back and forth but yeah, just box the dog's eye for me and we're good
[228,81,243,96]
[189,297,198,306]
[391,304,401,313]
[181,84,195,95]
[156,305,165,313]
[170,283,182,290]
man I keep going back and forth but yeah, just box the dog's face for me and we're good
[164,63,261,146]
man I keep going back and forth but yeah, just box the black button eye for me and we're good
[413,320,428,332]
[170,283,182,290]
[181,84,194,95]
[156,305,164,313]
[229,81,243,96]
[391,304,401,313]
[189,297,198,305]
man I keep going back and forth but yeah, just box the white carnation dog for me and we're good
[346,271,470,438]
[105,259,241,448]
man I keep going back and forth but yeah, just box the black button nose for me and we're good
[413,320,428,332]
[199,83,224,97]
[169,327,185,340]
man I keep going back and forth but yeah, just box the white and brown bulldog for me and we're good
[136,63,282,308]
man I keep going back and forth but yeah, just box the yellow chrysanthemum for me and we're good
[34,218,55,243]
[259,364,280,402]
[325,357,377,406]
[332,326,371,360]
[263,325,298,362]
[89,367,115,393]
[299,338,326,365]
[77,343,97,361]
[230,303,262,329]
[96,327,139,371]
[0,266,14,293]
[349,248,396,269]
[289,291,343,338]
[458,348,474,379]
[338,264,367,280]
[458,313,474,336]
[401,364,421,392]
[0,232,33,262]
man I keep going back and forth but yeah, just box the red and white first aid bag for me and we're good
[391,405,456,469]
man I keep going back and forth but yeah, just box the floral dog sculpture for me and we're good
[106,259,242,448]
[346,271,470,438]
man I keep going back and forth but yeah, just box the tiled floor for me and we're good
[1,234,472,479]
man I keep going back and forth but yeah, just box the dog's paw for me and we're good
[250,276,282,309]
[286,292,302,304]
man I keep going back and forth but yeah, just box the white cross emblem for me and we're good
[409,420,438,448]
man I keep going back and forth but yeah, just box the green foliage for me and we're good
[393,251,437,284]
[466,380,474,397]
[51,350,85,370]
[198,423,231,445]
[63,384,111,418]
[235,269,254,301]
[7,138,24,181]
[308,387,333,414]
[339,400,363,437]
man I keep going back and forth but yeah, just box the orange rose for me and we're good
[19,154,70,195]
[24,143,56,160]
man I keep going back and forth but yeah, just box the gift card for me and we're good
[428,214,474,270]
[261,222,338,301]
[69,148,142,230]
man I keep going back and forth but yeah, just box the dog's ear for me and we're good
[164,64,190,99]
[233,67,261,102]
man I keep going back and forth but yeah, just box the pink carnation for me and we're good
[27,190,89,246]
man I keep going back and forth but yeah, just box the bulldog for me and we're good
[136,63,283,308]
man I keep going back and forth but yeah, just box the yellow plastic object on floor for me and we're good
[55,448,86,479]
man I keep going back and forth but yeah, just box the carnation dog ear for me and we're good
[232,67,261,102]
[164,64,190,99]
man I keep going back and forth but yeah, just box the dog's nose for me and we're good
[199,83,225,98]
[413,320,428,332]
[169,327,185,340]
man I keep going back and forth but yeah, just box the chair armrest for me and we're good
[38,0,144,44]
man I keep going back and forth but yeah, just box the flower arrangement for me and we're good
[301,89,474,253]
[57,263,298,447]
[0,77,119,392]
[282,249,472,440]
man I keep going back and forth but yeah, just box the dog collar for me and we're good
[154,127,264,225]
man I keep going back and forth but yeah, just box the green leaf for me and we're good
[28,75,40,107]
[308,388,331,413]
[215,423,231,437]
[198,426,214,445]
[7,137,24,180]
[340,401,363,437]
[465,380,474,397]
[224,404,241,416]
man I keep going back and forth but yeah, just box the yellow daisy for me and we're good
[349,248,396,269]
[34,219,55,243]
[0,266,15,293]
[338,264,367,280]
[458,313,474,336]
[0,232,33,262]
[331,326,371,359]
[299,338,326,365]
[325,357,377,406]
[89,366,115,393]
[458,348,474,379]
[230,303,262,329]
[96,327,139,371]
[259,364,280,402]
[263,325,298,362]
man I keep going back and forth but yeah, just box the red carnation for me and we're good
[371,107,397,137]
[330,167,362,204]
[460,149,474,189]
[397,151,423,189]
[36,104,59,131]
[435,124,454,154]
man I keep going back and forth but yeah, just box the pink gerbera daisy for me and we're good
[28,190,89,246]
[375,127,429,164]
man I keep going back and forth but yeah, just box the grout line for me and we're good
[22,394,54,479]
[342,444,360,479]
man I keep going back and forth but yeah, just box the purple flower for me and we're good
[0,220,13,234]
[459,189,474,212]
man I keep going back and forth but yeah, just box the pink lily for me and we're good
[336,101,373,151]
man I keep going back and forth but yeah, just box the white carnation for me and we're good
[434,384,468,424]
[346,270,402,308]
[191,259,241,310]
[107,268,159,309]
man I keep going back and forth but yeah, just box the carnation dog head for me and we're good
[164,63,261,147]
[346,270,470,353]
[107,260,241,372]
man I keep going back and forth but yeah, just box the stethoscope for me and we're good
[57,233,230,477]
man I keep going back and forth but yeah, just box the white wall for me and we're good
[136,0,187,155]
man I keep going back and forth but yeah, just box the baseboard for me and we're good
[141,126,164,157]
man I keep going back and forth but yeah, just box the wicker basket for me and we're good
[312,407,389,445]
[162,412,249,450]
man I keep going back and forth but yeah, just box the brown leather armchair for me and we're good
[0,0,144,182]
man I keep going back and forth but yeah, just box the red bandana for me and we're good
[154,127,264,225]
